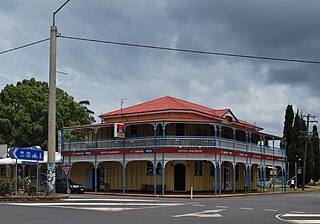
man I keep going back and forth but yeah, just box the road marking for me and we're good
[174,209,226,218]
[264,209,279,212]
[3,199,186,213]
[216,206,229,208]
[193,204,206,207]
[282,214,320,217]
[276,213,320,224]
[290,211,306,214]
[8,202,184,206]
[240,207,253,210]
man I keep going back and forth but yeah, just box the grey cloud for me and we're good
[1,0,320,136]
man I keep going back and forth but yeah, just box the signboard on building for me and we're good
[114,123,125,138]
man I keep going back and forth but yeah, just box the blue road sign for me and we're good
[9,148,44,161]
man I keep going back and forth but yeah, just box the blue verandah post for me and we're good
[245,132,248,194]
[219,154,222,195]
[122,154,126,193]
[260,137,263,192]
[94,155,97,192]
[153,124,157,147]
[214,154,217,195]
[153,153,157,195]
[233,156,236,195]
[272,139,275,193]
[162,153,165,195]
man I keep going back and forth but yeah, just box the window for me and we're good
[194,161,203,176]
[235,164,240,182]
[146,161,162,175]
[251,167,254,182]
[131,125,137,137]
[176,124,185,136]
[210,163,215,176]
[146,161,153,175]
[156,163,162,175]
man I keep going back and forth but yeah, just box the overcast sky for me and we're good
[1,0,320,136]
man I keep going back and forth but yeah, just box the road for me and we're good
[0,192,320,224]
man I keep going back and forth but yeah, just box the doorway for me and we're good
[174,163,186,191]
[223,167,232,191]
[85,168,93,190]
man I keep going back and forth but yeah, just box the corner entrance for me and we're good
[174,163,186,191]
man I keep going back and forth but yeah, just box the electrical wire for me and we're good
[59,35,320,65]
[0,38,50,55]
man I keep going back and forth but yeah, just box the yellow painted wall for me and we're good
[70,162,90,186]
[188,161,214,191]
[100,161,122,190]
[126,161,162,191]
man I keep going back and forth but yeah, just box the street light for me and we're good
[47,0,71,194]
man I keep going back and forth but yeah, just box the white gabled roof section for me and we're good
[220,109,239,123]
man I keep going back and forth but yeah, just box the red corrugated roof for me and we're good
[64,117,261,131]
[91,96,262,131]
[100,96,227,118]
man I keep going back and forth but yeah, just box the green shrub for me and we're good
[0,178,14,196]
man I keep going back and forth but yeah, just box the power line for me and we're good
[59,35,320,65]
[0,38,50,55]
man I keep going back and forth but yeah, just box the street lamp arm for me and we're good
[53,0,71,26]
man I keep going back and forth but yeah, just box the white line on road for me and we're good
[286,220,320,224]
[240,207,253,210]
[276,213,320,224]
[174,209,226,218]
[216,206,229,208]
[283,214,320,217]
[264,209,279,212]
[290,211,306,214]
[193,204,206,207]
[7,202,184,207]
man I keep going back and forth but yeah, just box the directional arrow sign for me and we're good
[9,148,44,161]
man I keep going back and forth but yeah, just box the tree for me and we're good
[283,105,295,175]
[309,125,319,183]
[0,78,92,150]
[283,105,294,146]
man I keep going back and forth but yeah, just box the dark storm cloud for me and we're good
[1,0,320,136]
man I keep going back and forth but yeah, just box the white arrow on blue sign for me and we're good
[9,148,44,161]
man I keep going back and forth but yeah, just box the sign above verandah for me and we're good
[61,148,285,162]
[114,123,125,138]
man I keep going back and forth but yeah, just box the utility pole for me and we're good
[301,114,317,190]
[47,0,70,194]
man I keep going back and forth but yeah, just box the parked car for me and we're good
[55,179,85,194]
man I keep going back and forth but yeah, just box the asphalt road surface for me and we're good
[1,192,320,224]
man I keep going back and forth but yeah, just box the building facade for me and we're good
[61,96,286,195]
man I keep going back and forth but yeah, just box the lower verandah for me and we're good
[67,160,277,193]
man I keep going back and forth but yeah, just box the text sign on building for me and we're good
[9,147,44,161]
[114,123,125,138]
